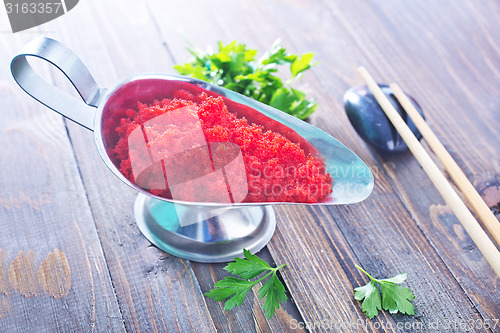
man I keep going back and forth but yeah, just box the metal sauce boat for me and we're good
[11,37,374,262]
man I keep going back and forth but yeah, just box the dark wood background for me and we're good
[0,0,499,332]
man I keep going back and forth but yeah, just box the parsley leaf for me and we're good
[354,280,382,319]
[174,40,318,119]
[354,265,415,319]
[290,52,316,77]
[204,249,287,319]
[205,277,256,311]
[225,249,271,279]
[379,278,415,315]
[259,273,287,319]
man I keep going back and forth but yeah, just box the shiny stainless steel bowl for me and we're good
[11,37,374,262]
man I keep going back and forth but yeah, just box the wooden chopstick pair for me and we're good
[358,66,500,277]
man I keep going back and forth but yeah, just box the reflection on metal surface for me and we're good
[11,37,374,262]
[135,194,276,262]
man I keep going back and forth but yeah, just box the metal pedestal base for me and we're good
[134,194,276,262]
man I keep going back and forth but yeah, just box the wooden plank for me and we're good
[147,0,496,330]
[261,0,500,325]
[189,248,307,333]
[262,0,500,321]
[39,0,218,331]
[5,0,495,331]
[141,1,315,331]
[0,35,125,331]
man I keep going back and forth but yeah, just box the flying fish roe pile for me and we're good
[112,90,332,203]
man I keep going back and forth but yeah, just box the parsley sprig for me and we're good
[354,265,415,319]
[174,40,318,119]
[204,249,287,319]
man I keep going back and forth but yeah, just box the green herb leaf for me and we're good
[174,40,318,119]
[290,52,315,77]
[380,273,408,284]
[260,40,296,65]
[204,249,287,319]
[354,265,415,319]
[258,273,287,319]
[354,280,382,319]
[379,282,415,315]
[224,249,271,279]
[204,277,257,304]
[173,63,207,81]
[269,87,297,111]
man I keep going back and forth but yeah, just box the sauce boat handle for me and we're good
[10,36,106,131]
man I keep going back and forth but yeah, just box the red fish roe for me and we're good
[112,90,332,203]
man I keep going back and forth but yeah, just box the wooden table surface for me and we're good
[1,0,499,332]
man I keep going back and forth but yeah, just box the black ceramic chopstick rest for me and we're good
[344,84,424,153]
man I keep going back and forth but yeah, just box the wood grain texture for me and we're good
[38,249,72,299]
[8,251,40,297]
[359,67,500,276]
[0,37,124,332]
[150,2,498,330]
[261,0,500,327]
[0,250,8,296]
[1,0,499,332]
[144,1,307,331]
[316,0,500,321]
[390,82,500,247]
[39,0,217,332]
[190,248,306,332]
[146,0,496,331]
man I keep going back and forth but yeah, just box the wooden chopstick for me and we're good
[358,66,500,277]
[390,83,500,246]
